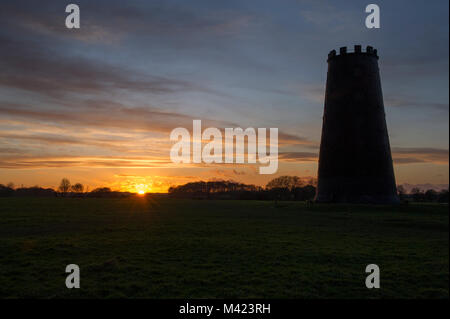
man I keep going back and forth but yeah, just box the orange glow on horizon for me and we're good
[114,175,177,194]
[134,183,151,194]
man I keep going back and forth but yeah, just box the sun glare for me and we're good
[118,180,157,194]
[135,183,150,195]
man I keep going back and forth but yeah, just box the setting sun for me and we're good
[134,183,151,195]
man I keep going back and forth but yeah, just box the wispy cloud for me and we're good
[278,152,317,162]
[392,147,449,164]
[0,0,255,45]
[276,147,449,165]
[0,33,216,99]
[385,96,449,111]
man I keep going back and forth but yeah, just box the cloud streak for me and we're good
[0,33,215,99]
[392,147,449,164]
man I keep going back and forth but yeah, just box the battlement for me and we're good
[327,45,378,61]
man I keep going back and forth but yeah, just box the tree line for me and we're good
[168,176,448,202]
[0,178,132,198]
[168,176,317,201]
[397,185,449,203]
[1,176,448,203]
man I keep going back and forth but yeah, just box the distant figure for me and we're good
[315,45,399,204]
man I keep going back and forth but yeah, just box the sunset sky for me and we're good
[0,0,448,193]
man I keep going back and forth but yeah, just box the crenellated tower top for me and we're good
[327,45,378,62]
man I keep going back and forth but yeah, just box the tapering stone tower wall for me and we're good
[315,45,399,204]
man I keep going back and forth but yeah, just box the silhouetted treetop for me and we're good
[58,178,71,194]
[266,176,304,190]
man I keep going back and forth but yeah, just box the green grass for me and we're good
[0,197,448,298]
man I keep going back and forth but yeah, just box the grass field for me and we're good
[0,197,448,298]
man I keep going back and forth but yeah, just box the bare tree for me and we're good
[58,178,71,196]
[71,183,84,193]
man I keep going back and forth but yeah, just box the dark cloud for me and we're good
[0,132,135,153]
[0,154,172,169]
[0,0,253,43]
[0,147,25,154]
[0,101,204,133]
[0,99,313,149]
[0,32,216,99]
